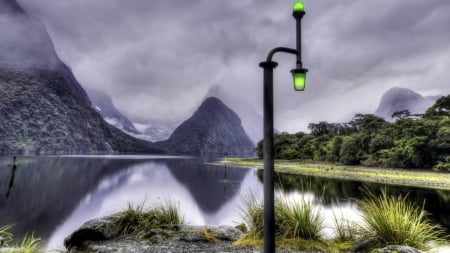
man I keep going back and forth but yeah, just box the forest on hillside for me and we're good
[257,95,450,170]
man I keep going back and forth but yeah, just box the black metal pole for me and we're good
[259,61,278,253]
[293,9,305,69]
[296,18,302,68]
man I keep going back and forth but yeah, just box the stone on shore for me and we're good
[373,245,426,253]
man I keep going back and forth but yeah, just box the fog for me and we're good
[15,0,450,132]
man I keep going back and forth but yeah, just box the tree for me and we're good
[350,114,387,133]
[392,110,411,120]
[425,95,450,117]
[340,135,364,165]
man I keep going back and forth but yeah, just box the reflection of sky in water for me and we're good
[45,163,365,251]
[46,162,261,250]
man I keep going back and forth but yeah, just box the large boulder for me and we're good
[64,214,120,249]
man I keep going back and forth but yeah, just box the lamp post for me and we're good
[260,2,307,252]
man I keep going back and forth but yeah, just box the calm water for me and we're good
[0,155,449,252]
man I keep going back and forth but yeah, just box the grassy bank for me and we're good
[223,158,450,190]
[235,189,447,252]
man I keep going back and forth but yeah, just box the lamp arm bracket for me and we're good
[266,47,298,62]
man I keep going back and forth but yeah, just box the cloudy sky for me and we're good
[18,0,450,132]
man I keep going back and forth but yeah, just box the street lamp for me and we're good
[259,1,308,252]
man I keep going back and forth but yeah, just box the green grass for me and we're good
[236,192,331,251]
[115,199,185,235]
[201,227,219,244]
[235,188,449,252]
[275,196,324,240]
[16,233,42,253]
[0,224,13,245]
[0,225,43,253]
[239,192,264,239]
[332,211,360,243]
[225,158,450,190]
[359,189,447,250]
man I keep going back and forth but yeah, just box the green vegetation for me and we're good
[332,212,359,243]
[115,199,185,235]
[276,196,324,240]
[359,189,446,250]
[256,94,450,171]
[235,189,447,252]
[227,158,450,190]
[201,227,220,244]
[235,193,348,252]
[239,192,264,239]
[0,225,43,253]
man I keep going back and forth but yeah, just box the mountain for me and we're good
[86,89,140,135]
[141,122,176,142]
[0,0,163,155]
[156,97,255,156]
[374,87,442,121]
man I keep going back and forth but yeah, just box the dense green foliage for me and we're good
[257,95,450,170]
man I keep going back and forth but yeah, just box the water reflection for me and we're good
[44,157,257,251]
[0,156,146,242]
[1,156,450,252]
[259,170,450,233]
[165,159,248,214]
[6,156,17,198]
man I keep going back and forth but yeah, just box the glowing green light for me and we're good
[293,1,305,13]
[291,69,307,91]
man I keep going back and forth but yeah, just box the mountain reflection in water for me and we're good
[0,156,258,251]
[1,156,449,252]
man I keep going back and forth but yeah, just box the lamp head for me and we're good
[291,68,308,91]
[293,1,305,18]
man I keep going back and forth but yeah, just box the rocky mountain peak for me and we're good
[157,97,254,156]
[0,0,25,14]
[374,87,442,121]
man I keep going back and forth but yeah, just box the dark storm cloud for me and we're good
[16,0,450,132]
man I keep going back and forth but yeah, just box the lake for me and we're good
[0,155,449,252]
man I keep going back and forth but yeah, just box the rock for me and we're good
[374,245,425,253]
[64,214,120,249]
[149,235,164,244]
[352,236,382,252]
[179,225,243,242]
[235,223,248,233]
[65,218,249,252]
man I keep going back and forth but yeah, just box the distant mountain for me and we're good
[156,97,255,156]
[86,89,140,135]
[141,122,175,142]
[226,100,272,145]
[374,87,442,121]
[0,0,163,155]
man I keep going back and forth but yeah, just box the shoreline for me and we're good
[221,158,450,191]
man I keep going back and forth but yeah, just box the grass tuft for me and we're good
[201,227,219,244]
[116,198,184,235]
[359,189,447,250]
[239,192,264,239]
[0,226,43,252]
[17,233,42,253]
[332,211,360,242]
[276,195,324,240]
[0,224,13,245]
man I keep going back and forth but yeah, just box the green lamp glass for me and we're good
[291,68,308,91]
[293,1,305,13]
